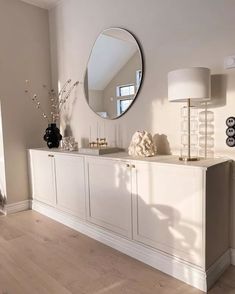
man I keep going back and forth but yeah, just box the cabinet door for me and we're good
[54,154,86,219]
[132,162,204,267]
[86,158,132,238]
[30,150,56,206]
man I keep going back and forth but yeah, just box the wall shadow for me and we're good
[194,74,227,109]
[61,89,78,137]
[153,134,172,155]
[210,74,227,108]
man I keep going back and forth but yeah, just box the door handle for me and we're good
[126,163,135,168]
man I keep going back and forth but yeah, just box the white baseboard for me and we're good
[230,248,235,265]
[6,200,32,215]
[32,200,230,292]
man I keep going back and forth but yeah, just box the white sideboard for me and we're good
[28,148,230,292]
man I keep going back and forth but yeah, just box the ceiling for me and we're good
[19,0,60,9]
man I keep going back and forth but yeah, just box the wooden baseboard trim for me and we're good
[32,200,231,292]
[6,200,32,215]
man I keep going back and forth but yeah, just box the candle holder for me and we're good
[89,138,108,148]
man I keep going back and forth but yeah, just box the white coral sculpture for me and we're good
[128,131,156,157]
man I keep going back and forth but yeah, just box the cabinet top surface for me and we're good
[29,148,230,169]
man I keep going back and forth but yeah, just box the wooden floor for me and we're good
[0,211,234,294]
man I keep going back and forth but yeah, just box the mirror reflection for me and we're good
[84,28,143,119]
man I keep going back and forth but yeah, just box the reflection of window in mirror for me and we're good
[117,99,133,116]
[116,83,135,115]
[117,84,135,97]
[136,70,142,89]
[97,112,108,118]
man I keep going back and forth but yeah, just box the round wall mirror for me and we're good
[84,28,143,119]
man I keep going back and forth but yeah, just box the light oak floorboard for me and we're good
[0,210,234,294]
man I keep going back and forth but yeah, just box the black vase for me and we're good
[43,123,62,149]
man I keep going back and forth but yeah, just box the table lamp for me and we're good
[168,67,211,161]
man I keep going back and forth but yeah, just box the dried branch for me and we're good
[25,79,79,124]
[25,80,49,122]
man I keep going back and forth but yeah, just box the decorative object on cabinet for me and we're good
[78,146,123,155]
[89,137,108,148]
[226,116,235,147]
[128,130,156,157]
[180,106,198,159]
[168,67,211,161]
[79,126,124,155]
[199,105,214,158]
[84,27,143,119]
[25,79,79,148]
[43,123,62,148]
[61,136,78,151]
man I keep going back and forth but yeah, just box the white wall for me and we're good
[49,0,235,245]
[0,0,51,204]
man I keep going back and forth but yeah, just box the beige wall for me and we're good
[0,0,51,204]
[103,52,141,118]
[0,103,6,203]
[49,0,235,246]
